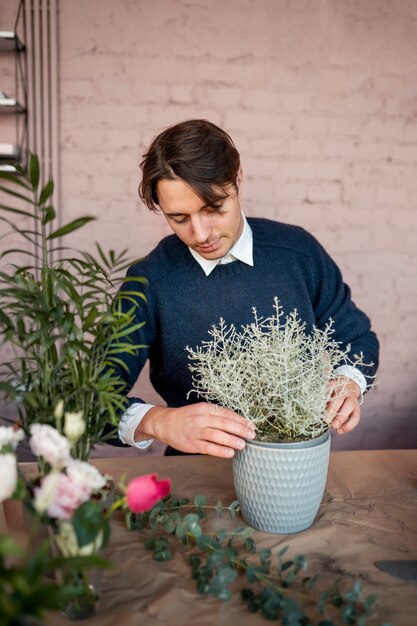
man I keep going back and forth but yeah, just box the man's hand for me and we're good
[325,377,362,434]
[135,402,256,458]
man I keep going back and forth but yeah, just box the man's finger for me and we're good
[324,396,344,424]
[331,397,356,429]
[336,406,361,434]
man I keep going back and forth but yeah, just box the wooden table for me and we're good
[3,450,417,625]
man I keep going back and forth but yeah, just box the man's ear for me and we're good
[236,166,243,192]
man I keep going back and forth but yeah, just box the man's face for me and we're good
[156,177,244,260]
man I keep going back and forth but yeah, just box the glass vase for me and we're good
[60,568,102,620]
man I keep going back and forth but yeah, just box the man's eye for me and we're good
[172,217,188,224]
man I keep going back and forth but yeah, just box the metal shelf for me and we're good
[0,164,19,173]
[0,97,25,113]
[0,143,20,161]
[0,31,25,52]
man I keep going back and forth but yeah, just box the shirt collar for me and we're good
[189,214,254,276]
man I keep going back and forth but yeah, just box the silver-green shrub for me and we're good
[186,298,372,442]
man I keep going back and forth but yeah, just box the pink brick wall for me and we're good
[2,1,417,449]
[57,0,417,449]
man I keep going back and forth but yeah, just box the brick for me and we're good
[225,111,293,136]
[391,145,417,163]
[322,140,358,160]
[295,117,329,136]
[362,118,406,140]
[170,84,196,104]
[304,181,342,204]
[251,138,289,159]
[327,118,363,138]
[357,142,393,161]
[376,186,411,207]
[196,85,242,108]
[290,138,322,158]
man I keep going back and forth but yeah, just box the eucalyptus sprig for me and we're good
[127,496,390,626]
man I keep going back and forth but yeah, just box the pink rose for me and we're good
[35,472,91,520]
[126,474,171,513]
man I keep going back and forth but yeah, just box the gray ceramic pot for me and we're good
[232,432,331,534]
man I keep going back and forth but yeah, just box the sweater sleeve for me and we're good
[110,261,157,406]
[100,261,157,446]
[305,233,379,387]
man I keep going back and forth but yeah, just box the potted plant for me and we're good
[0,155,145,459]
[186,298,372,534]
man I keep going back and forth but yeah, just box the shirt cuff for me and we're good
[334,365,367,403]
[118,403,155,449]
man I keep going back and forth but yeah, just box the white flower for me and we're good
[64,411,85,444]
[66,460,107,492]
[33,471,61,514]
[0,426,24,451]
[54,399,64,421]
[0,454,18,502]
[29,424,71,468]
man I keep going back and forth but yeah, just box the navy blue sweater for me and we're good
[114,218,379,413]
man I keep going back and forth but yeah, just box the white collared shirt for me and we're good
[118,216,367,448]
[188,214,254,276]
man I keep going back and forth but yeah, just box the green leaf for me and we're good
[47,216,96,240]
[144,538,156,550]
[0,203,33,218]
[239,527,254,540]
[281,560,293,572]
[294,554,307,573]
[244,537,256,553]
[0,185,35,205]
[72,501,103,547]
[278,545,289,558]
[189,553,201,568]
[154,549,173,562]
[0,170,31,188]
[194,495,206,506]
[247,564,261,583]
[39,178,54,205]
[29,153,40,190]
[342,603,357,625]
[41,205,56,224]
[0,534,25,557]
[364,593,378,610]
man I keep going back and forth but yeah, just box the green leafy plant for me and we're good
[0,156,146,459]
[0,532,110,625]
[127,496,390,626]
[187,298,373,442]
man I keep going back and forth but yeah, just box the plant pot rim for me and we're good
[243,431,330,450]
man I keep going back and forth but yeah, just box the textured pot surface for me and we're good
[232,433,331,534]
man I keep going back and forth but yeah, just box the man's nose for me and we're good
[191,215,210,242]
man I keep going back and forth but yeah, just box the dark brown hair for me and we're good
[139,119,241,212]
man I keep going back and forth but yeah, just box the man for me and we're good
[114,119,379,457]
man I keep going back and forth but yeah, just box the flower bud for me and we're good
[54,399,65,421]
[126,473,171,513]
[64,411,86,444]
